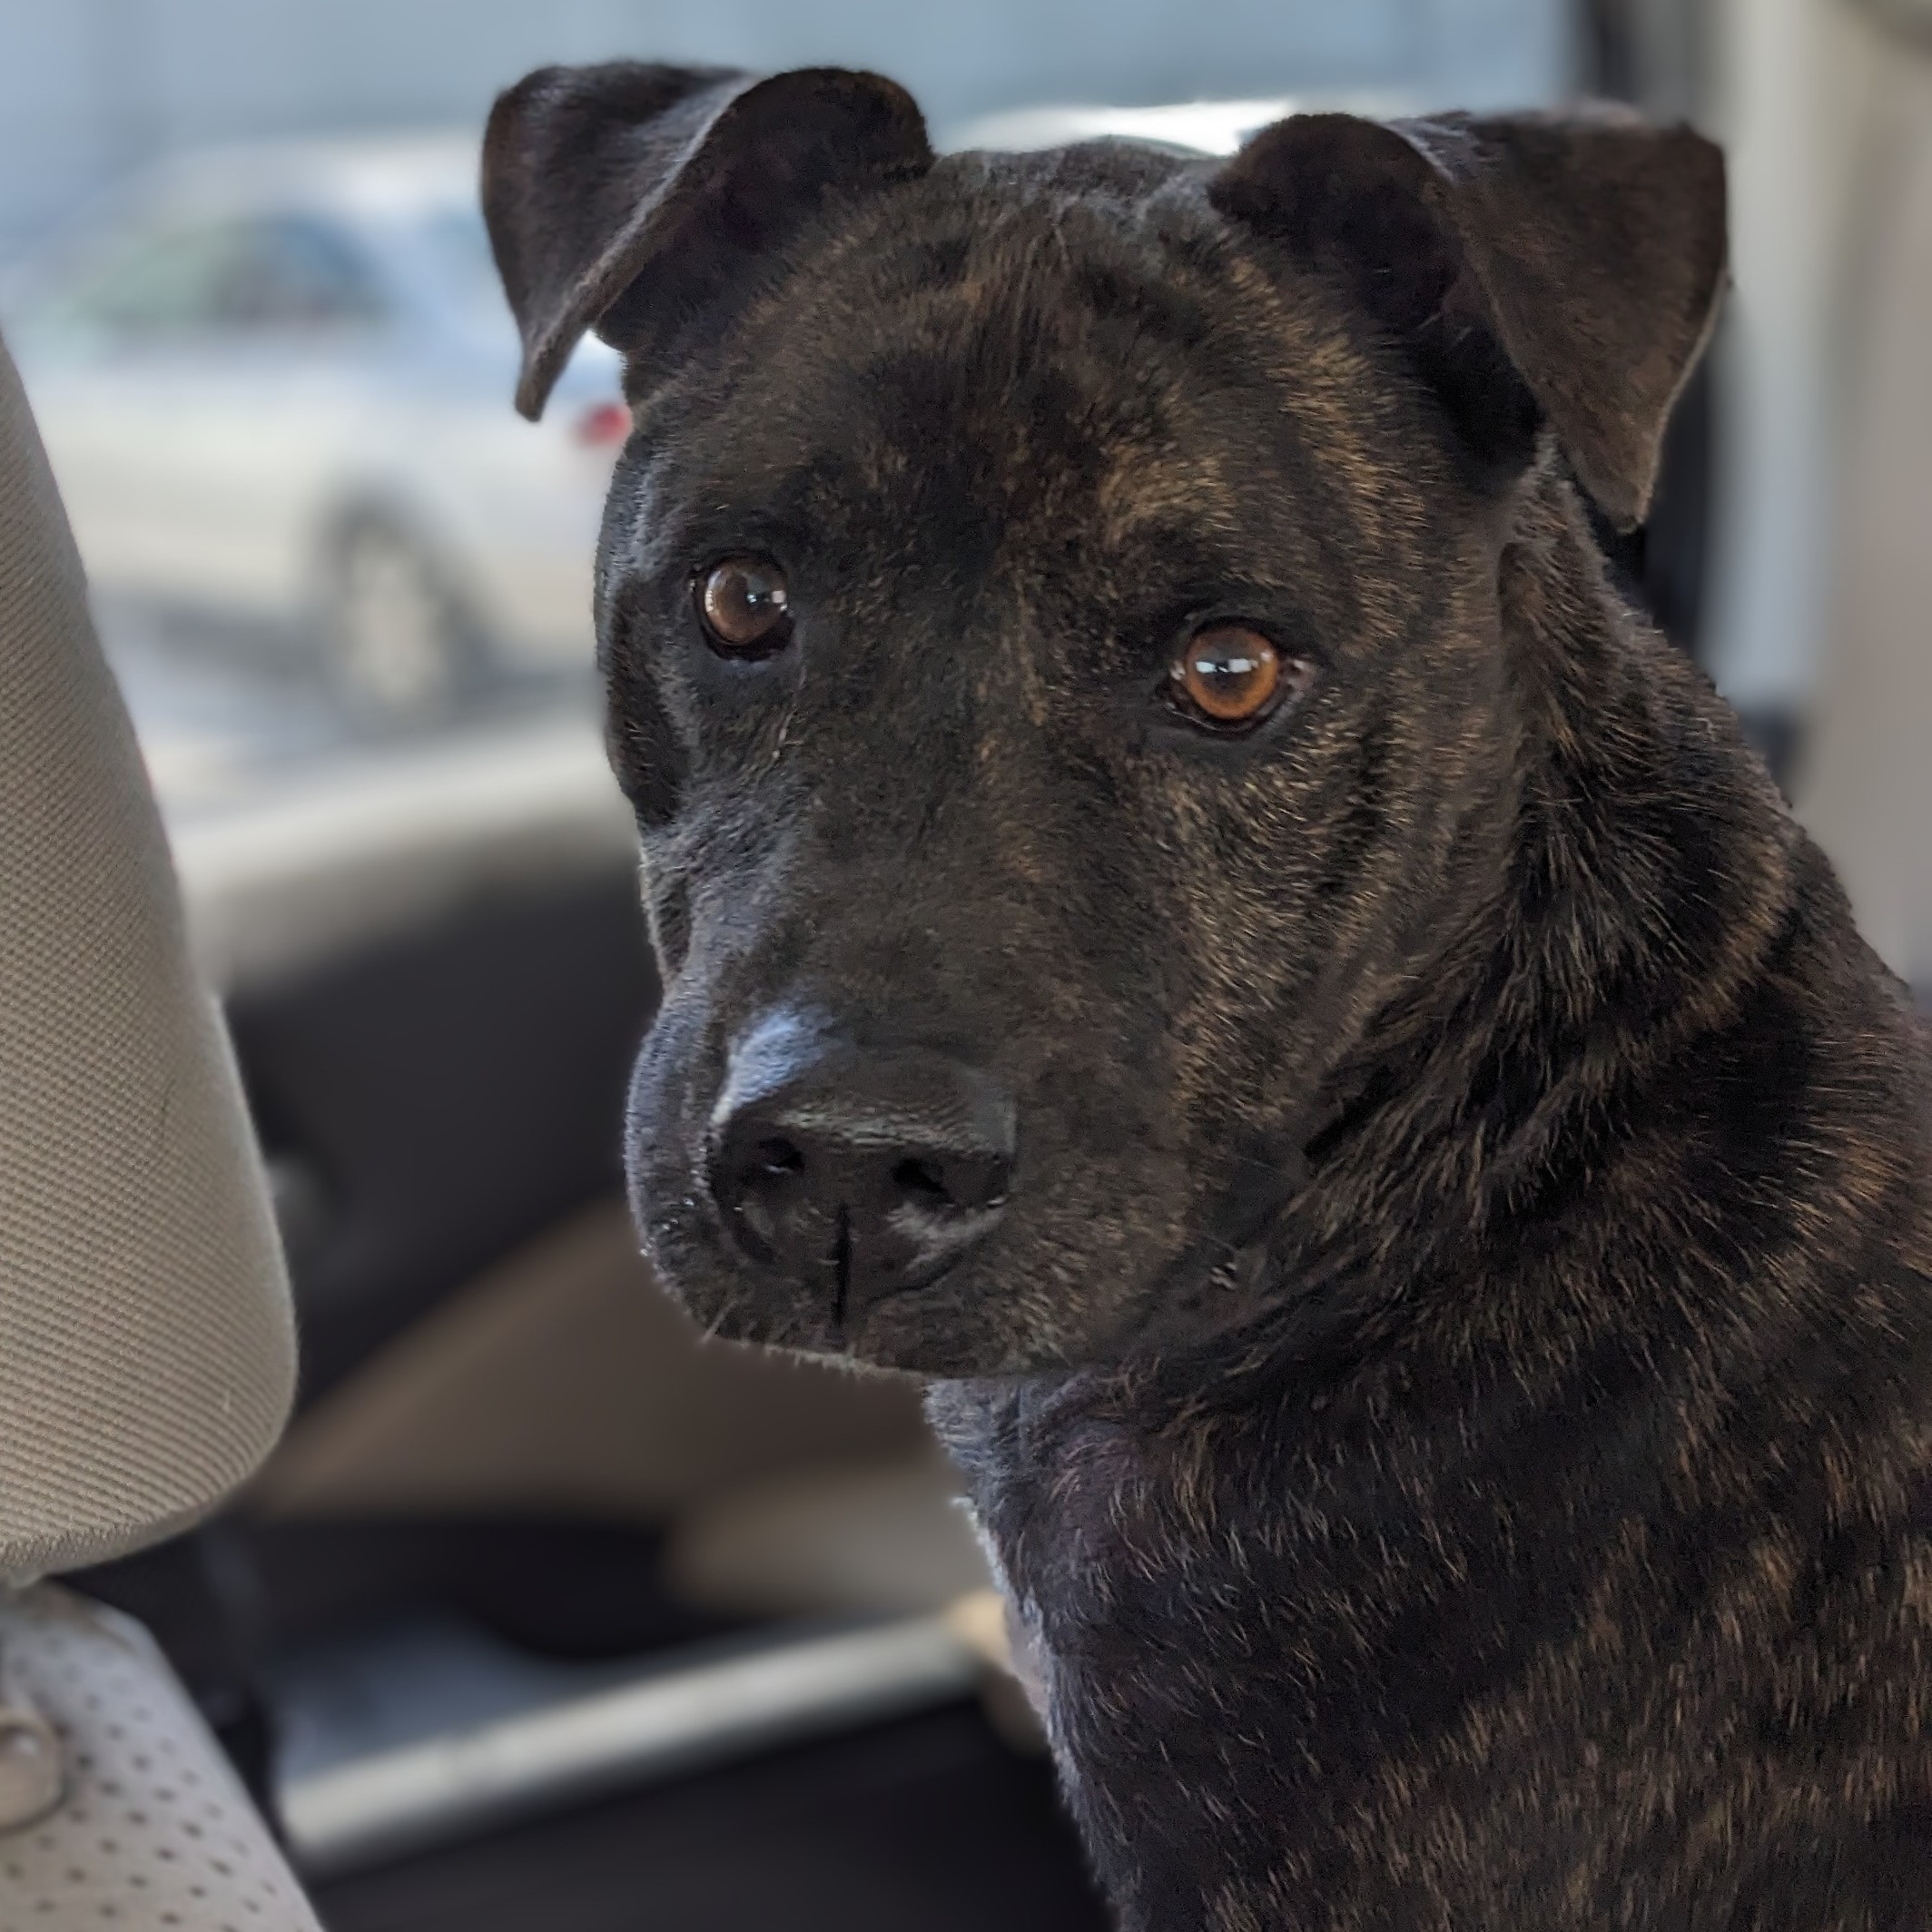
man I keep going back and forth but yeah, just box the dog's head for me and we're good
[483,66,1725,1376]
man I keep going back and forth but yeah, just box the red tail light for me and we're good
[573,399,631,448]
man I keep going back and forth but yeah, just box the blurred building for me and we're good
[1782,5,1932,991]
[0,0,1925,991]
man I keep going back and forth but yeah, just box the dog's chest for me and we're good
[930,1378,1203,1633]
[932,1375,1377,1682]
[930,1383,1305,1891]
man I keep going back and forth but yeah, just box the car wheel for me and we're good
[320,522,475,724]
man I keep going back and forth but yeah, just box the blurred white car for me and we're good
[948,89,1418,157]
[5,136,625,717]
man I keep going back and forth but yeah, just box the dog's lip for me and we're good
[834,1227,1002,1347]
[665,1135,1312,1363]
[680,1167,991,1336]
[1111,1158,1311,1355]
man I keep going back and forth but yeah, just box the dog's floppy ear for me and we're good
[482,62,932,420]
[1209,107,1726,528]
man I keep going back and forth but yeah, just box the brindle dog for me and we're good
[483,64,1932,1929]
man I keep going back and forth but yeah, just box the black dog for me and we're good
[484,65,1932,1928]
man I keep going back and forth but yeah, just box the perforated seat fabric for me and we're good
[0,329,297,1582]
[0,1584,322,1930]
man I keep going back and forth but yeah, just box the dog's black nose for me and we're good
[709,1013,1015,1323]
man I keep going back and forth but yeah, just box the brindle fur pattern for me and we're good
[484,64,1932,1928]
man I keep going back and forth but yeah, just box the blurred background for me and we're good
[0,3,1926,1929]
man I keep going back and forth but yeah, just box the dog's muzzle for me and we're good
[706,1009,1016,1330]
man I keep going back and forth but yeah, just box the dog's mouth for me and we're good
[640,1157,1005,1368]
[1087,1126,1340,1365]
[753,1196,1000,1350]
[637,1110,1328,1376]
[1104,1185,1290,1360]
[634,1003,1336,1375]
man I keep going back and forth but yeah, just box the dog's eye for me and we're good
[696,557,793,658]
[1168,625,1297,730]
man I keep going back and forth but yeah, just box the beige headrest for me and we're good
[0,330,297,1582]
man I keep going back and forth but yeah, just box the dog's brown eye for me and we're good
[1171,625,1286,727]
[697,557,793,657]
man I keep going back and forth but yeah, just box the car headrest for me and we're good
[0,330,297,1583]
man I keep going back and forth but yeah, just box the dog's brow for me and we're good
[1067,254,1219,357]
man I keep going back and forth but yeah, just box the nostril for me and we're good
[892,1156,951,1204]
[713,1127,813,1268]
[753,1136,805,1180]
[890,1150,1012,1217]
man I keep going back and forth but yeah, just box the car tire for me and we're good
[318,521,478,725]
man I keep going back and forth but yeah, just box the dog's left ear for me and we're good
[483,62,932,419]
[1210,107,1726,528]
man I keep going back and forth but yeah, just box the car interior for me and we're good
[3,1,1927,1927]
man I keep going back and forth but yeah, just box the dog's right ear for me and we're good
[482,62,932,419]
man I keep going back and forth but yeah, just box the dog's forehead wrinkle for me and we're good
[619,172,1479,698]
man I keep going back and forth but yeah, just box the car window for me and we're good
[43,221,238,340]
[214,214,386,330]
[31,212,383,343]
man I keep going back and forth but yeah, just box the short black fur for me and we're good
[485,66,1932,1930]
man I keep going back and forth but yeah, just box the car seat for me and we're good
[0,326,319,1929]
